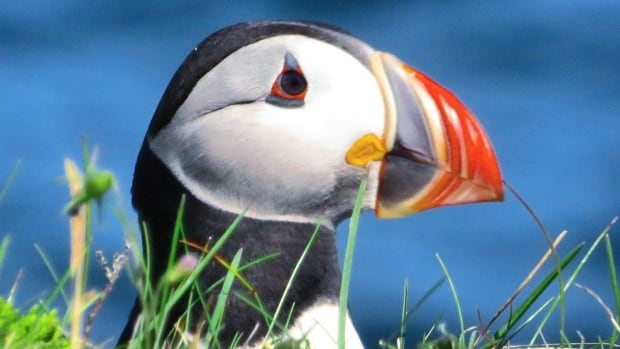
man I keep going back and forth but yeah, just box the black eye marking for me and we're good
[266,52,307,108]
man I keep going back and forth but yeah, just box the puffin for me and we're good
[118,21,503,349]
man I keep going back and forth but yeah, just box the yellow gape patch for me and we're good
[345,133,386,167]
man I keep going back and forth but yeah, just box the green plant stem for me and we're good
[399,279,409,349]
[338,179,366,349]
[605,217,619,344]
[207,248,243,346]
[156,195,186,336]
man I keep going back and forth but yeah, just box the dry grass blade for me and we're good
[485,230,567,332]
[65,158,87,349]
[574,283,620,333]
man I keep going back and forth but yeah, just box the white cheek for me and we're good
[150,103,348,224]
[194,104,345,200]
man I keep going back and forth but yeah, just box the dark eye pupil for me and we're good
[279,70,307,96]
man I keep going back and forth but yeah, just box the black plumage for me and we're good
[119,144,342,346]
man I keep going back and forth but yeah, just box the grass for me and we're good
[0,146,619,348]
[339,178,366,349]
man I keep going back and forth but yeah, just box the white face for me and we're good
[149,34,384,225]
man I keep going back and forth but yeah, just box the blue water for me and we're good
[1,1,619,347]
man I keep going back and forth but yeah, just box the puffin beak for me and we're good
[346,52,504,218]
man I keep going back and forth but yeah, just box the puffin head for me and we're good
[140,21,503,229]
[125,21,503,347]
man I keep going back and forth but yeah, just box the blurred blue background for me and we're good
[1,1,619,347]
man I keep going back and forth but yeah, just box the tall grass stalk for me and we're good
[399,280,409,349]
[605,216,620,346]
[435,253,465,346]
[338,178,366,349]
[207,248,243,346]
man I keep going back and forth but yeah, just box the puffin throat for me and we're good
[122,144,343,347]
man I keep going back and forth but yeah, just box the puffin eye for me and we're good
[279,70,307,96]
[266,52,307,108]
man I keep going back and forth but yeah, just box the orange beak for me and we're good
[349,52,503,218]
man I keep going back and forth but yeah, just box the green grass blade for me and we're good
[234,291,274,324]
[386,277,445,345]
[143,212,243,348]
[229,332,244,349]
[0,236,9,276]
[604,217,619,344]
[530,220,613,346]
[80,138,90,169]
[499,296,555,345]
[491,242,583,347]
[0,160,21,204]
[140,222,154,298]
[207,248,243,346]
[34,244,71,310]
[283,302,297,334]
[399,279,409,349]
[266,220,322,340]
[157,195,187,320]
[203,252,279,295]
[166,195,187,273]
[338,179,366,349]
[607,231,620,311]
[164,212,244,314]
[134,222,156,348]
[435,254,465,336]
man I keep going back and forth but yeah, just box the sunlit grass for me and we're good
[339,178,366,349]
[0,146,619,348]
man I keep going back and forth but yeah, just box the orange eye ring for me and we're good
[266,52,307,107]
[270,68,307,100]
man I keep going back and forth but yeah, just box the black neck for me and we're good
[119,143,341,346]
